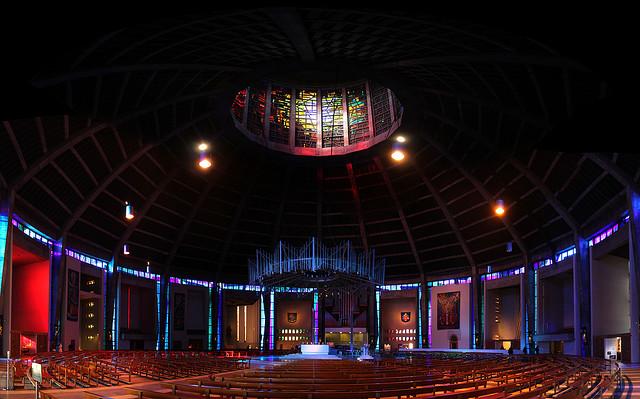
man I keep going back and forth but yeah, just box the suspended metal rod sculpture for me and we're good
[249,237,385,289]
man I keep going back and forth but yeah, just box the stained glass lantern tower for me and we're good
[231,80,402,156]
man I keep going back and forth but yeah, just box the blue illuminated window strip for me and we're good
[313,290,319,344]
[378,282,421,291]
[11,215,54,247]
[164,284,170,350]
[427,287,432,347]
[426,277,471,287]
[0,213,8,291]
[118,266,160,281]
[417,286,422,348]
[259,291,266,351]
[65,248,108,269]
[207,287,213,351]
[481,266,525,281]
[156,281,161,350]
[533,269,539,336]
[269,290,275,350]
[112,268,119,350]
[216,283,223,351]
[375,289,381,351]
[169,276,209,287]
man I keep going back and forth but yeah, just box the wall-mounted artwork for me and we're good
[174,293,185,331]
[400,311,411,323]
[67,270,79,321]
[437,291,460,330]
[287,312,297,324]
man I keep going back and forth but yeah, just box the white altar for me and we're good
[281,344,339,360]
[301,344,330,355]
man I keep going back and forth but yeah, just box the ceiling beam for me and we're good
[374,54,590,72]
[264,8,315,62]
[215,157,264,280]
[111,168,178,260]
[424,110,580,234]
[59,110,217,239]
[374,157,425,282]
[32,63,250,88]
[346,162,369,253]
[411,160,476,270]
[586,153,640,194]
[10,90,220,193]
[272,165,292,246]
[420,134,529,257]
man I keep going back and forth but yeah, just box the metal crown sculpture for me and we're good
[249,238,385,288]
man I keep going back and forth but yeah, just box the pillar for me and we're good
[49,240,65,351]
[573,235,590,356]
[520,271,527,350]
[628,190,640,363]
[471,266,481,349]
[159,273,169,350]
[0,191,14,356]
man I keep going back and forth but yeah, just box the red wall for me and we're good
[12,260,50,333]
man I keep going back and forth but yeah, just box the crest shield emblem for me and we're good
[287,312,297,323]
[401,311,411,323]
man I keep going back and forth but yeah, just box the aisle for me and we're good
[614,364,640,399]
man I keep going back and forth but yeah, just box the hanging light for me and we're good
[146,261,150,274]
[395,135,407,143]
[494,199,506,216]
[197,142,212,169]
[198,155,212,169]
[123,244,130,255]
[124,201,134,220]
[391,149,405,161]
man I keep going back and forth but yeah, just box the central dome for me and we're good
[231,80,403,156]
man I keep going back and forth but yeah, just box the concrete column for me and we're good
[471,266,480,349]
[0,191,14,356]
[574,236,590,356]
[49,240,65,351]
[520,272,527,350]
[628,190,640,363]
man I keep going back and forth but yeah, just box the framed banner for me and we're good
[67,270,79,321]
[437,291,460,330]
[174,293,185,331]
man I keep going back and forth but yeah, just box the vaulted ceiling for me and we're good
[0,7,637,282]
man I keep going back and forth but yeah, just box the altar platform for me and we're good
[281,344,341,360]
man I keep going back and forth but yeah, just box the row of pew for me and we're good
[15,350,249,389]
[120,353,617,399]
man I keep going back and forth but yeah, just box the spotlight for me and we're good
[198,142,209,151]
[391,150,405,161]
[395,135,407,143]
[494,199,505,216]
[198,157,212,169]
[124,201,134,220]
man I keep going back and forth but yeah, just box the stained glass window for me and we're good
[232,81,401,156]
[232,88,247,123]
[295,89,318,148]
[269,86,291,145]
[371,83,392,136]
[321,89,344,148]
[247,86,266,136]
[346,84,370,145]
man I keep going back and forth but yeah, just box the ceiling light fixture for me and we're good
[495,199,506,216]
[391,149,405,161]
[124,201,134,220]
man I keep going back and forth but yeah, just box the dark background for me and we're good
[0,3,634,149]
